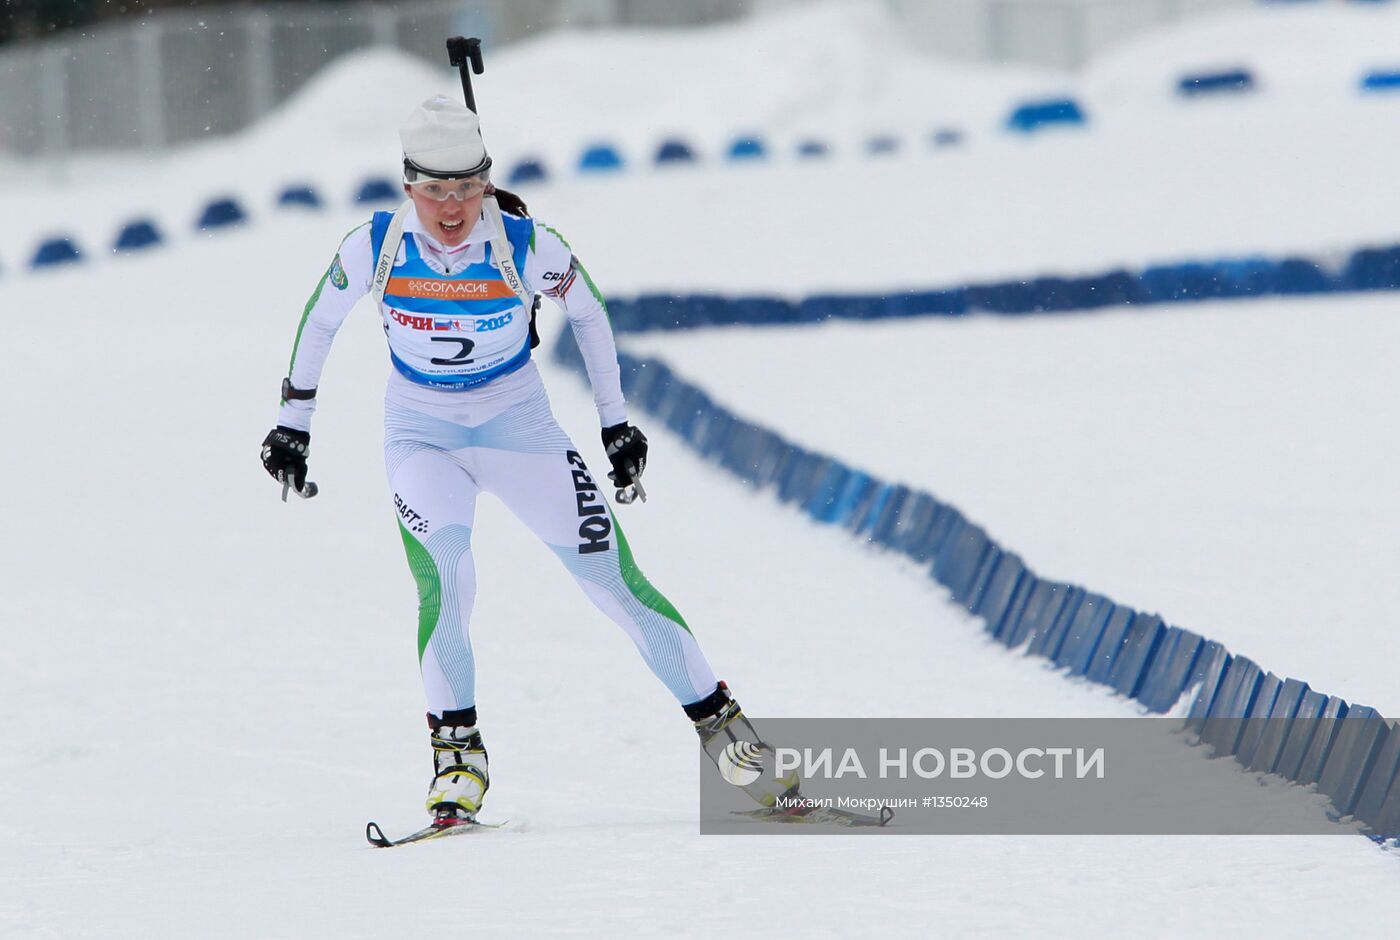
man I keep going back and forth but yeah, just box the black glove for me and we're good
[261,426,310,489]
[601,422,647,488]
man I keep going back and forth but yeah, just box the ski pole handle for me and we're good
[445,36,484,113]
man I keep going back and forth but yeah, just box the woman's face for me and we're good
[404,176,487,247]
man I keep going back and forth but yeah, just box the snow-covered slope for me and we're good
[3,2,1400,936]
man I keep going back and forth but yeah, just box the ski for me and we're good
[732,804,894,828]
[365,817,507,848]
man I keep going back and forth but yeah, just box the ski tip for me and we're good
[366,821,392,847]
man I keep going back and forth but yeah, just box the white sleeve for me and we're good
[276,223,374,431]
[525,220,628,428]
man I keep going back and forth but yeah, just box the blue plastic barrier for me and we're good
[1134,626,1203,713]
[1027,585,1084,660]
[30,237,82,268]
[1274,688,1329,780]
[1245,677,1311,774]
[1199,656,1264,754]
[1006,580,1072,650]
[1232,672,1282,767]
[655,139,697,164]
[557,341,1400,839]
[1053,594,1113,676]
[277,185,322,209]
[1108,613,1166,699]
[1006,98,1087,133]
[1343,245,1400,290]
[508,158,548,186]
[1354,728,1400,823]
[1083,607,1137,683]
[866,135,899,155]
[795,139,829,159]
[353,178,398,205]
[1361,69,1400,92]
[1178,68,1256,97]
[1316,707,1389,816]
[1298,696,1352,786]
[727,135,767,161]
[579,144,624,173]
[196,197,247,230]
[112,219,163,253]
[1275,256,1333,293]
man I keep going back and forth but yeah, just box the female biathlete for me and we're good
[259,96,790,829]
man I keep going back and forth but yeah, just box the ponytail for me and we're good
[487,184,529,217]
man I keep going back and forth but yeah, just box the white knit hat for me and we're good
[399,95,491,179]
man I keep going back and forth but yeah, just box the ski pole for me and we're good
[281,472,319,502]
[445,37,484,114]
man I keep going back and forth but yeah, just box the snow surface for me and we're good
[3,2,1399,937]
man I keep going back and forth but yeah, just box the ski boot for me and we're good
[686,681,800,808]
[426,711,489,824]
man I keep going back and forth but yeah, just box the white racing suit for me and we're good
[277,204,718,716]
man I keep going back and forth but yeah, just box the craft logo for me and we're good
[394,494,428,534]
[328,254,349,290]
[717,741,765,787]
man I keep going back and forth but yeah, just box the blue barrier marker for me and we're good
[991,575,1037,645]
[1006,98,1087,133]
[1275,256,1333,294]
[1274,688,1329,780]
[1353,727,1400,828]
[974,553,1028,630]
[1107,612,1166,699]
[353,178,399,205]
[1006,579,1070,649]
[1027,585,1085,661]
[727,136,767,161]
[1185,644,1232,724]
[197,197,247,230]
[1343,245,1400,290]
[1317,707,1389,817]
[1244,677,1311,774]
[1199,656,1264,755]
[1135,626,1204,713]
[891,493,937,556]
[866,135,899,155]
[1054,594,1114,675]
[1296,696,1350,786]
[1368,768,1400,839]
[1177,68,1256,97]
[30,236,82,268]
[277,184,322,209]
[508,159,548,186]
[1083,606,1136,683]
[654,139,697,164]
[961,545,1003,614]
[1361,69,1400,92]
[933,522,991,604]
[966,280,1039,314]
[795,139,830,159]
[578,144,624,173]
[888,289,969,316]
[112,219,163,253]
[930,128,963,148]
[917,504,964,565]
[1233,672,1283,768]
